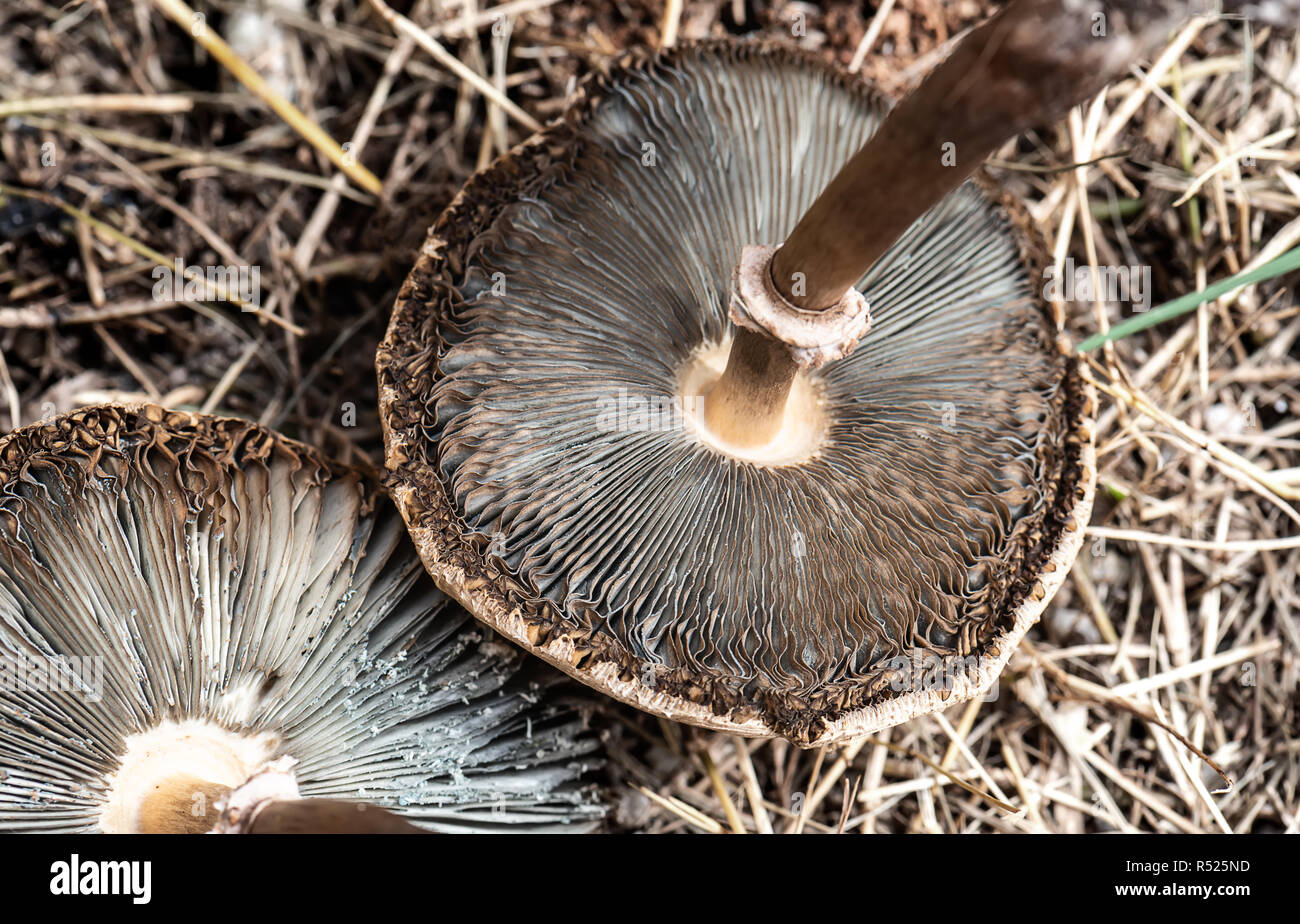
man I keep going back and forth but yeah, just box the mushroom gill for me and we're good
[379,41,1095,745]
[0,405,604,833]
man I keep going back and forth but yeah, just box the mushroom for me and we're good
[0,405,604,833]
[379,3,1258,746]
[377,34,1098,748]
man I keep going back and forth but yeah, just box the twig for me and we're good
[700,747,745,834]
[731,737,773,834]
[849,0,895,73]
[0,183,304,335]
[1087,525,1300,551]
[149,0,383,194]
[365,0,542,133]
[0,94,193,118]
[660,0,682,48]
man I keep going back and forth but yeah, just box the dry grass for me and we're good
[1,1,1296,833]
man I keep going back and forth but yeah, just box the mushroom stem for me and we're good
[137,775,231,834]
[245,799,429,834]
[709,0,1225,438]
[771,0,1222,310]
[137,781,428,833]
[100,720,280,834]
[701,328,800,449]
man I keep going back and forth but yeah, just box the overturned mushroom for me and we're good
[0,405,604,833]
[377,33,1102,747]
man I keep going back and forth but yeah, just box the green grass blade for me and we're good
[1077,245,1300,352]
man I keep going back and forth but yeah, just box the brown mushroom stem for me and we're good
[205,758,429,833]
[245,799,429,834]
[707,0,1220,448]
[140,779,428,832]
[701,328,800,449]
[770,0,1204,310]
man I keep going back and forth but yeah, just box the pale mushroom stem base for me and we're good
[701,327,800,450]
[99,720,278,834]
[138,775,232,834]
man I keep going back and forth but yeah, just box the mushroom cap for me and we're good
[378,41,1097,747]
[0,405,604,832]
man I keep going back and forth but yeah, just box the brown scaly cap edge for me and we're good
[377,39,1098,747]
[0,402,350,509]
